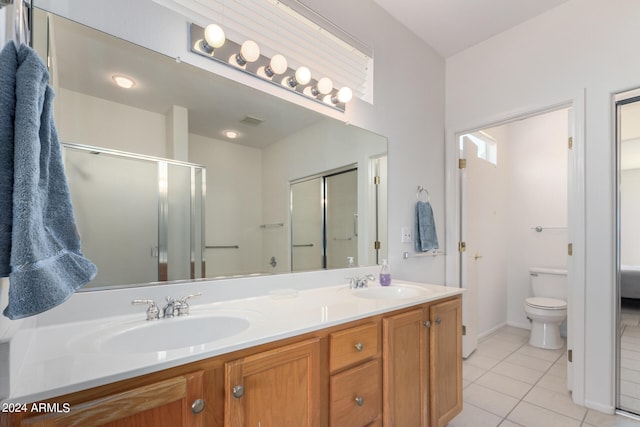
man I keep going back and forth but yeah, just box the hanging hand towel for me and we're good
[415,201,439,252]
[0,42,96,320]
[0,43,17,277]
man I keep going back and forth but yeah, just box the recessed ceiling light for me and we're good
[112,74,136,89]
[224,130,238,139]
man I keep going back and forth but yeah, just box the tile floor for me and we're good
[448,325,640,427]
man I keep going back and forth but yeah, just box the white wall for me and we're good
[505,109,568,329]
[57,89,166,157]
[446,0,640,412]
[621,169,640,266]
[189,134,263,276]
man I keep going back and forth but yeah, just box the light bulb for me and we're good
[337,87,353,103]
[240,40,260,63]
[112,75,135,89]
[315,77,333,95]
[203,24,225,51]
[224,130,238,139]
[268,54,288,75]
[294,66,311,85]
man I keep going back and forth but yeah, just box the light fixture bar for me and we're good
[153,0,372,102]
[189,23,350,112]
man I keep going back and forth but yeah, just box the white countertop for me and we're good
[3,280,462,404]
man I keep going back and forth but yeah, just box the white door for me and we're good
[459,132,505,358]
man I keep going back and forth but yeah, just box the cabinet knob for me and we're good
[355,396,365,407]
[423,320,431,328]
[232,384,245,398]
[191,399,205,414]
[435,317,442,325]
[355,342,364,352]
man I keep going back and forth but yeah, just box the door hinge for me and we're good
[373,175,380,185]
[568,136,573,150]
[374,241,381,250]
[458,241,466,252]
[459,158,467,169]
[462,325,466,336]
[568,243,573,256]
[568,349,573,363]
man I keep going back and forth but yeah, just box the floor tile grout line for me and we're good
[465,334,577,426]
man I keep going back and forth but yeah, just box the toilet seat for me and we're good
[525,297,566,310]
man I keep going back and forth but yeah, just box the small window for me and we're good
[460,131,497,165]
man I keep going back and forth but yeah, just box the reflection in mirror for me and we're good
[34,9,387,290]
[617,94,640,415]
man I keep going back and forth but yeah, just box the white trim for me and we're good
[586,400,616,416]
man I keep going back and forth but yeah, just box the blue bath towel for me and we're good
[0,42,96,320]
[415,201,439,252]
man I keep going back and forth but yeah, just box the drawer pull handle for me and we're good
[355,396,365,406]
[435,317,442,325]
[355,342,364,352]
[232,384,245,398]
[423,320,431,328]
[191,399,205,414]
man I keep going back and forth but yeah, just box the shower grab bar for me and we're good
[293,243,314,248]
[260,223,284,229]
[206,245,239,249]
[531,226,567,232]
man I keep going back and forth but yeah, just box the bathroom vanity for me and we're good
[0,281,462,427]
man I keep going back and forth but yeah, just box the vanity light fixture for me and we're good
[262,54,288,78]
[311,77,333,96]
[189,23,353,112]
[334,86,353,104]
[112,74,136,89]
[234,40,260,66]
[287,66,311,88]
[201,23,226,54]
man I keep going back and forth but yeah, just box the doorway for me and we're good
[615,89,640,416]
[290,167,358,272]
[458,108,571,389]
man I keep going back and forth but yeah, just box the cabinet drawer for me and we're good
[329,322,380,372]
[330,359,381,427]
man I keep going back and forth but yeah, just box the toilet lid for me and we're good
[526,297,567,310]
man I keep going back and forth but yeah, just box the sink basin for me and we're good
[72,313,252,353]
[352,285,428,300]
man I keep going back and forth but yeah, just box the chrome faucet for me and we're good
[162,297,177,318]
[131,299,160,320]
[347,274,376,289]
[132,293,201,320]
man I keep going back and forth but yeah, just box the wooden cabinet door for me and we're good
[224,338,321,427]
[19,371,205,427]
[429,298,463,427]
[382,308,428,427]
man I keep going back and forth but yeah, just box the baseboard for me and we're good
[478,322,508,340]
[507,320,531,331]
[585,399,615,415]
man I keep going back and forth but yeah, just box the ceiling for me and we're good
[370,0,570,57]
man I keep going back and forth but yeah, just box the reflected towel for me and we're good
[0,42,96,320]
[415,201,439,252]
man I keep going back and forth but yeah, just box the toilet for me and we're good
[523,267,567,349]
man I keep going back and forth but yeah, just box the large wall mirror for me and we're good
[33,8,388,290]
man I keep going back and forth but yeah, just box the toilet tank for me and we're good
[530,267,567,300]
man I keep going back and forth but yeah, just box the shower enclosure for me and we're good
[63,144,206,289]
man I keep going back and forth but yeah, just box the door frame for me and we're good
[444,92,586,405]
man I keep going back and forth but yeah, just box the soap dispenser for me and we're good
[380,259,391,286]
